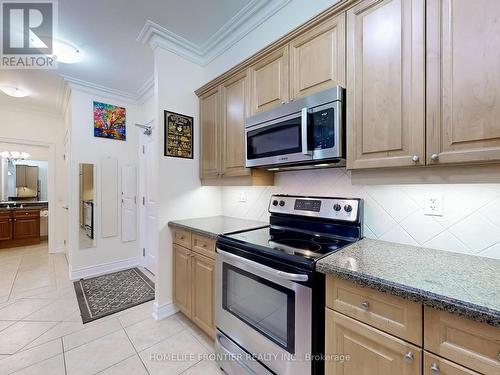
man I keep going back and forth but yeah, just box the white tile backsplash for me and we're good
[221,168,500,260]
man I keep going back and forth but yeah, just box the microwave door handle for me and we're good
[301,107,312,155]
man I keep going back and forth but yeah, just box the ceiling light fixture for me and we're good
[0,151,30,162]
[0,86,28,98]
[52,39,83,64]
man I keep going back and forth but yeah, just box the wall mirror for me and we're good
[79,163,96,249]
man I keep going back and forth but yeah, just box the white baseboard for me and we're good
[69,256,141,280]
[152,301,179,321]
[49,245,66,254]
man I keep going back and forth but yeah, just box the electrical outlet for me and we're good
[424,193,443,216]
[239,191,247,202]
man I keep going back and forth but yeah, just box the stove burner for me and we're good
[269,239,321,254]
[311,237,339,245]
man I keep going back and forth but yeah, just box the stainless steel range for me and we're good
[215,194,363,375]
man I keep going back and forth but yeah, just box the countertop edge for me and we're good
[316,263,500,328]
[168,221,219,239]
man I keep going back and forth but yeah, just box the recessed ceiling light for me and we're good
[52,39,83,64]
[0,86,28,98]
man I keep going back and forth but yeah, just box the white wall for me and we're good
[0,105,66,252]
[68,88,143,273]
[154,48,221,308]
[204,0,340,81]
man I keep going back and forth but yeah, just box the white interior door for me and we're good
[121,165,137,242]
[140,134,156,274]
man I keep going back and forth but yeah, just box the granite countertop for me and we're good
[316,238,500,327]
[168,216,268,239]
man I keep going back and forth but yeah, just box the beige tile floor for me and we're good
[0,243,223,375]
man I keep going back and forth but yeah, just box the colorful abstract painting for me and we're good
[93,101,126,141]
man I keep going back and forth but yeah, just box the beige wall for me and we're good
[0,105,66,252]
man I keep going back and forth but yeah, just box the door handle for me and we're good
[301,107,312,156]
[218,249,308,282]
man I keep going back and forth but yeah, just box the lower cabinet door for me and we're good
[424,352,480,375]
[0,218,13,241]
[325,309,422,375]
[13,218,39,239]
[191,253,215,338]
[173,244,192,317]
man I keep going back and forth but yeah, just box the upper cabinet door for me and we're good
[221,71,251,177]
[426,0,500,165]
[249,46,289,115]
[199,88,221,180]
[346,0,425,169]
[290,14,346,99]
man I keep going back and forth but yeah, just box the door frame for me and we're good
[0,137,59,253]
[138,125,157,273]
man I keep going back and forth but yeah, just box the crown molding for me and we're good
[138,0,291,66]
[136,75,154,104]
[61,74,154,105]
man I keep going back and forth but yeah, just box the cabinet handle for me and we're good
[411,155,420,163]
[431,154,439,161]
[360,301,369,310]
[430,363,440,375]
[404,351,414,363]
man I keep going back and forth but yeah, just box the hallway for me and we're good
[0,244,221,374]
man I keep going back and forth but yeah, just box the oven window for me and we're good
[222,263,295,353]
[247,116,302,160]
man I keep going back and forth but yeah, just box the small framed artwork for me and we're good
[164,110,193,159]
[93,101,126,141]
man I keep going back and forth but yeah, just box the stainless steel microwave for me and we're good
[245,86,344,169]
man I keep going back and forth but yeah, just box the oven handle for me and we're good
[217,249,309,282]
[216,332,258,375]
[301,107,311,156]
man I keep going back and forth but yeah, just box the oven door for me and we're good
[216,249,312,375]
[245,112,312,168]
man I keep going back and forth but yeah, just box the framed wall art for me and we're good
[164,110,193,159]
[93,101,126,141]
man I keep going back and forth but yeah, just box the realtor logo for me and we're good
[1,0,57,69]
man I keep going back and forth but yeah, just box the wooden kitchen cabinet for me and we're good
[0,209,41,249]
[326,309,422,375]
[424,307,500,375]
[426,0,500,165]
[424,352,480,375]
[249,46,289,115]
[0,212,13,241]
[346,0,425,169]
[191,253,215,338]
[290,13,346,99]
[172,229,216,338]
[198,71,274,186]
[173,244,192,317]
[221,71,251,178]
[199,87,221,180]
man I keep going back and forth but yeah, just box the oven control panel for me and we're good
[269,195,361,222]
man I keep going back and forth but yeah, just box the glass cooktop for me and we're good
[223,226,352,261]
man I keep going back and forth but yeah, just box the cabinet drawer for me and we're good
[424,307,500,375]
[326,276,422,345]
[191,234,215,259]
[0,211,12,219]
[326,309,422,375]
[424,352,480,375]
[172,228,192,249]
[13,210,39,218]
